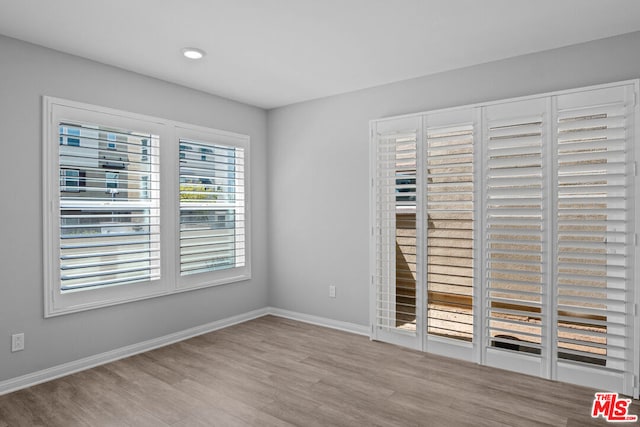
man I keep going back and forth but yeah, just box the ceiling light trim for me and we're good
[182,47,206,60]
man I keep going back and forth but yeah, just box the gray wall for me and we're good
[267,31,640,326]
[3,29,640,385]
[0,35,268,382]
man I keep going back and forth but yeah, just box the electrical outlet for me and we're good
[11,333,24,352]
[329,285,336,298]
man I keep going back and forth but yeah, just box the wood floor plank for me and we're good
[1,315,638,426]
[19,382,93,427]
[58,368,170,427]
[0,391,50,427]
[172,378,293,427]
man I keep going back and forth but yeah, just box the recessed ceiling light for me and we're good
[182,47,206,60]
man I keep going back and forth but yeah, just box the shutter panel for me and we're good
[555,88,631,370]
[373,125,419,340]
[425,122,474,342]
[484,100,547,357]
[179,139,245,275]
[58,122,161,290]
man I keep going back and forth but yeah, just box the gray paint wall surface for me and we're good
[0,35,268,382]
[267,31,640,327]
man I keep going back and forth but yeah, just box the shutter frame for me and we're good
[57,122,161,292]
[424,109,475,344]
[175,125,251,291]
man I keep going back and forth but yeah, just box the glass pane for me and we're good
[485,116,544,355]
[179,139,245,275]
[426,125,474,341]
[394,135,417,331]
[555,105,628,368]
[58,122,160,291]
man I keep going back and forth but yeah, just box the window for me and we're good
[43,97,250,316]
[60,169,82,192]
[176,126,249,290]
[371,81,639,397]
[57,122,160,294]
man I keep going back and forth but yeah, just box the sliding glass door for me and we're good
[371,116,422,350]
[370,81,639,398]
[483,97,549,377]
[423,109,477,361]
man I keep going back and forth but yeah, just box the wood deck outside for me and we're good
[394,210,607,362]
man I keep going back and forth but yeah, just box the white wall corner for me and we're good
[267,307,370,336]
[0,307,269,396]
[0,306,371,396]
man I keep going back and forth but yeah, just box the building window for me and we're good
[43,97,251,316]
[60,169,81,192]
[105,171,119,191]
[107,132,117,150]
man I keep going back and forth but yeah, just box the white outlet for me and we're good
[11,333,24,352]
[329,285,336,298]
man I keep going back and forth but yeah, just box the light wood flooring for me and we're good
[0,315,638,426]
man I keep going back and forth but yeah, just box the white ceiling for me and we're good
[1,1,639,109]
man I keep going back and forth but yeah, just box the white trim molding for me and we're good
[0,307,269,396]
[0,307,368,396]
[267,307,370,336]
[43,96,252,317]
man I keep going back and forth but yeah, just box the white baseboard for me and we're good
[267,307,370,336]
[0,306,369,396]
[0,307,269,396]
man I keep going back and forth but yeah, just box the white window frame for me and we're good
[43,97,251,317]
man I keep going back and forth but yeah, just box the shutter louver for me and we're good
[426,124,474,341]
[485,112,546,354]
[58,123,161,291]
[179,140,245,275]
[555,97,630,368]
[374,131,417,333]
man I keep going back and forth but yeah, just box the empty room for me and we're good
[1,1,640,425]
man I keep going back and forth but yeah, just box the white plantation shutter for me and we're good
[371,81,639,397]
[58,122,161,291]
[372,117,421,349]
[484,99,548,371]
[44,97,252,316]
[179,139,246,276]
[554,86,636,392]
[425,118,475,343]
